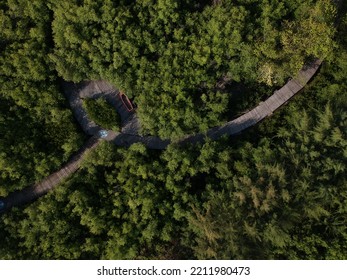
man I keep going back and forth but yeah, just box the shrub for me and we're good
[83,98,121,131]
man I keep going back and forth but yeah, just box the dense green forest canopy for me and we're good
[50,0,336,138]
[0,0,84,195]
[0,0,337,138]
[0,0,346,260]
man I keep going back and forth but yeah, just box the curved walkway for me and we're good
[65,59,321,149]
[0,59,322,213]
[0,137,100,213]
[180,59,322,146]
[62,81,141,136]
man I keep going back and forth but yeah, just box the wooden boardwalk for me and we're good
[0,136,100,212]
[116,59,322,148]
[62,81,141,136]
[206,59,322,140]
[63,59,322,150]
[0,59,322,213]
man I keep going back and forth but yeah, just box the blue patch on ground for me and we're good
[98,130,108,138]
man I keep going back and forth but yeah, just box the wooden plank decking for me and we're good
[1,137,100,212]
[203,59,322,141]
[178,59,322,146]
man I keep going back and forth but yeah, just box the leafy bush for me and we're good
[83,98,121,131]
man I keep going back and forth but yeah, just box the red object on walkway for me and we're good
[119,92,134,112]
